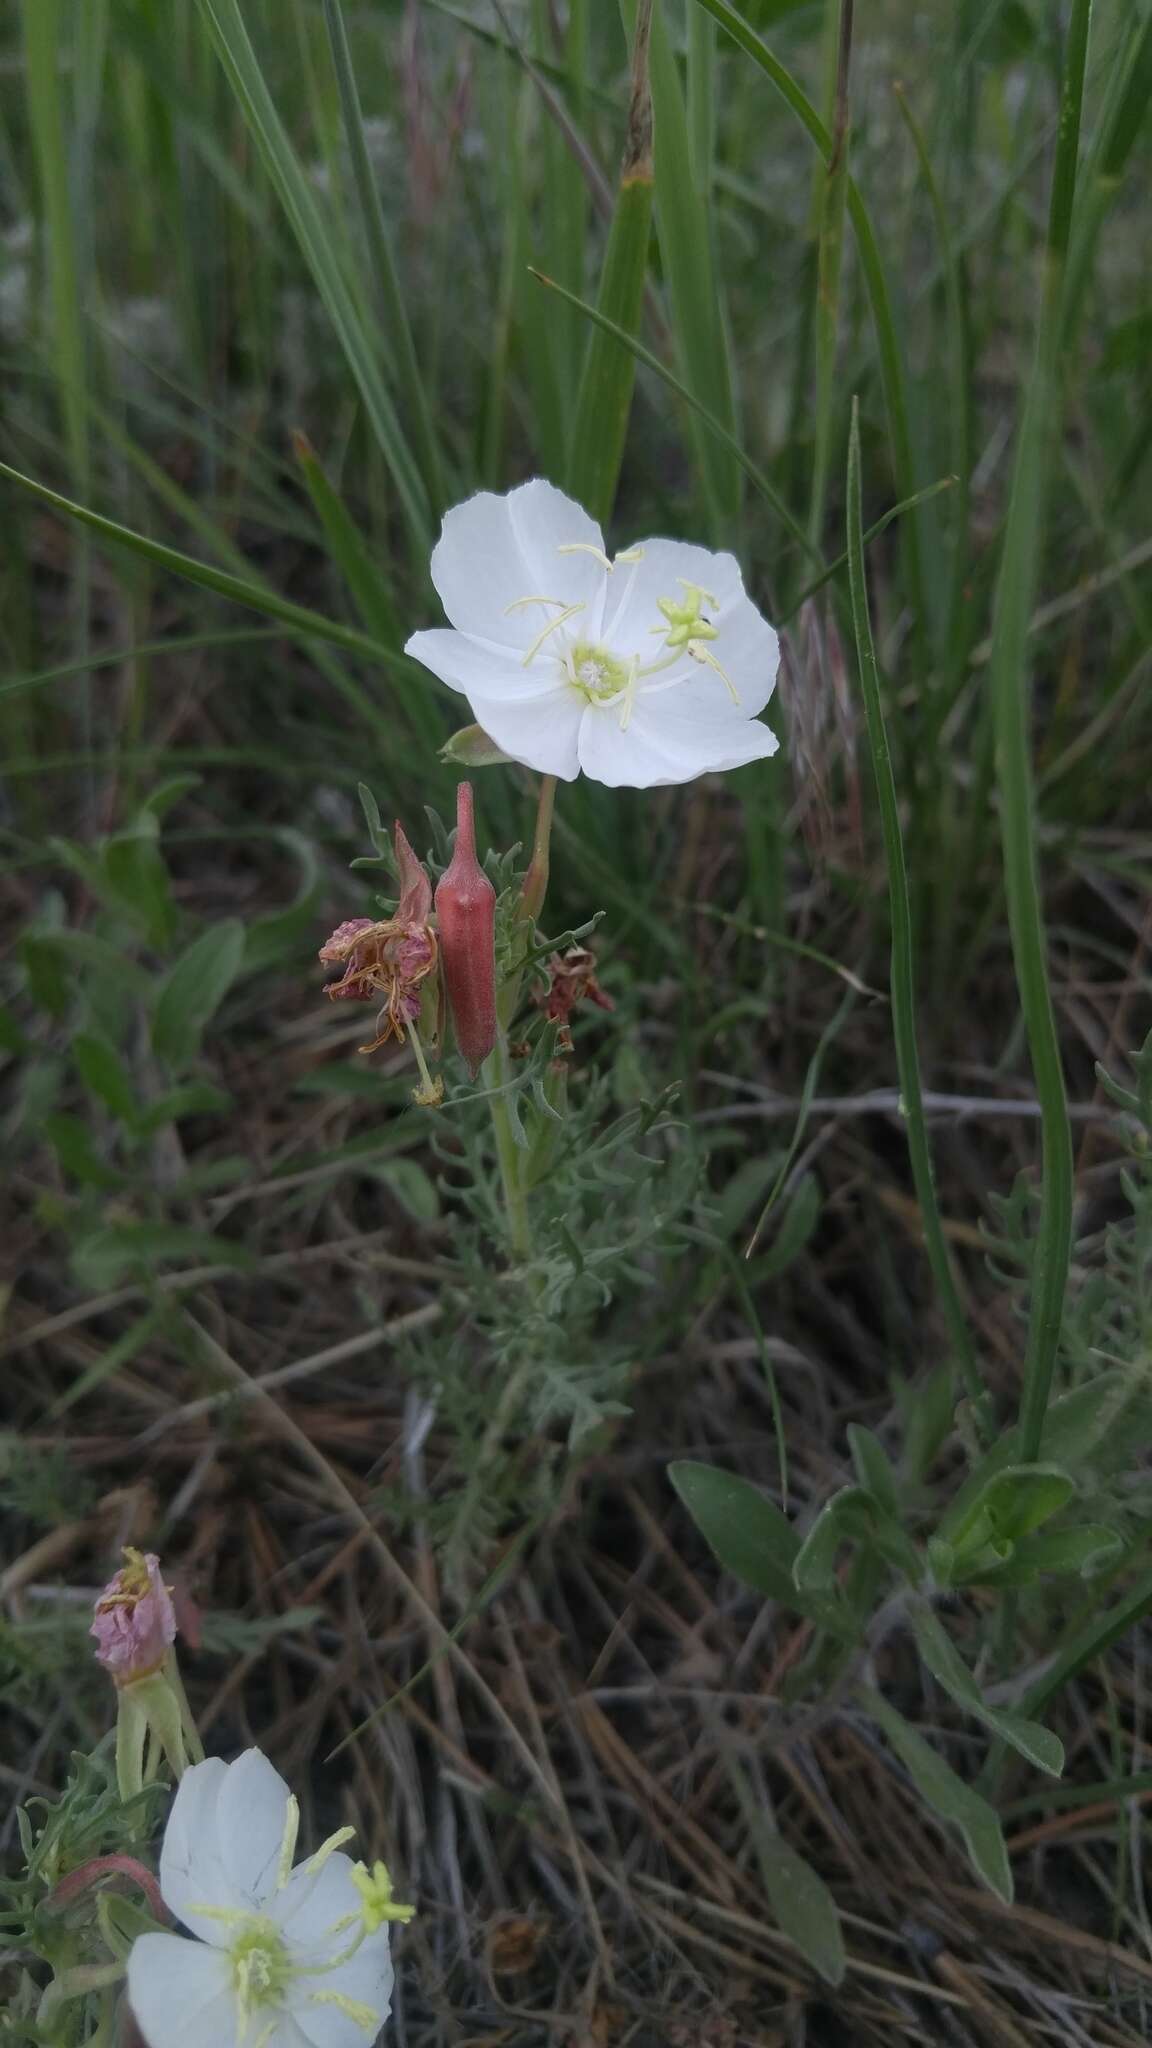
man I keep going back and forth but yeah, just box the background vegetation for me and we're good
[2,0,1152,2040]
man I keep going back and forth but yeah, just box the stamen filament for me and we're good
[306,1826,357,1877]
[504,593,570,613]
[521,602,585,666]
[276,1796,301,1892]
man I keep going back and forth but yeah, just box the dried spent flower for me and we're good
[320,822,440,1071]
[90,1549,177,1686]
[535,948,614,1053]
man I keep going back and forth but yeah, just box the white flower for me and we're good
[405,479,780,788]
[127,1750,402,2048]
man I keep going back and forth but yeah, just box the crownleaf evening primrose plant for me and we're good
[127,1749,405,2048]
[405,480,780,787]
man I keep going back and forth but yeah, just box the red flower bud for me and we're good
[435,782,497,1077]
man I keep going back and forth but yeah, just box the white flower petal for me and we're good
[159,1757,249,1942]
[127,1932,235,2048]
[506,478,607,618]
[216,1748,293,1906]
[248,2021,316,2048]
[272,1849,360,1951]
[404,629,568,704]
[577,703,778,788]
[600,537,744,646]
[429,480,607,653]
[466,687,584,780]
[290,1928,394,2048]
[603,539,779,718]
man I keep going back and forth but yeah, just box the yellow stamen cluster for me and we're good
[351,1859,416,1932]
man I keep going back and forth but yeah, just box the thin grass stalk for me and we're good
[20,0,96,819]
[320,0,446,516]
[690,0,926,645]
[534,270,818,594]
[194,0,432,558]
[567,0,654,526]
[686,7,716,191]
[845,403,985,1429]
[631,0,740,541]
[988,0,1092,1461]
[806,0,852,554]
[481,57,529,482]
[0,459,407,675]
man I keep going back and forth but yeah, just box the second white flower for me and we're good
[405,479,780,788]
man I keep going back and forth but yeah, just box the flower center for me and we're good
[507,551,739,730]
[230,1918,292,2026]
[567,641,630,703]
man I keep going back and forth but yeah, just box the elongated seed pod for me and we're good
[434,783,496,1076]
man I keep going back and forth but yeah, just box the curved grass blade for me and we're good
[193,0,431,556]
[632,0,741,538]
[846,403,984,1429]
[688,0,925,628]
[532,267,817,581]
[988,0,1091,1459]
[0,458,408,671]
[567,0,654,526]
[319,0,445,516]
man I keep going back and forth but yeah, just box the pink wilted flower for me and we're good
[91,1549,177,1686]
[321,822,444,1102]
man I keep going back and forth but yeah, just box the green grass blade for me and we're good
[193,0,431,557]
[0,458,406,672]
[689,0,926,631]
[625,0,741,539]
[987,0,1091,1460]
[20,0,87,483]
[533,268,817,582]
[319,0,445,516]
[292,431,400,647]
[846,403,985,1430]
[567,0,654,526]
[0,630,280,703]
[806,0,852,553]
[1023,1563,1152,1720]
[892,83,972,680]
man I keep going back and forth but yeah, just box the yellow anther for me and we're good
[688,641,740,703]
[520,602,585,666]
[614,545,645,564]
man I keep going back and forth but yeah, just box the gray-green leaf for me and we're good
[861,1686,1013,1902]
[911,1604,1064,1777]
[755,1833,846,1987]
[669,1461,800,1606]
[152,920,246,1069]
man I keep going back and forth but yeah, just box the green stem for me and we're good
[484,1034,532,1262]
[520,773,558,924]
